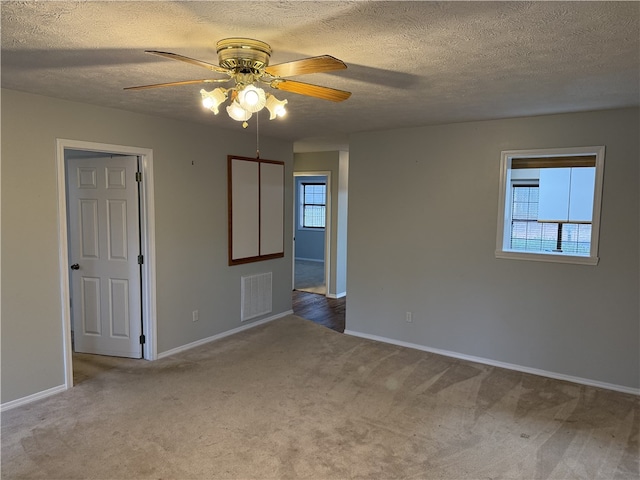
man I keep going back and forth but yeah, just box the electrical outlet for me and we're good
[405,311,413,323]
[192,310,199,322]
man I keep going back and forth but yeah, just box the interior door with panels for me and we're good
[66,155,142,358]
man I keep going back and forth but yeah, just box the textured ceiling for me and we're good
[2,1,639,152]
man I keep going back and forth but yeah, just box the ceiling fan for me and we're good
[125,37,351,127]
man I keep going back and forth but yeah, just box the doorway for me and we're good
[293,173,330,296]
[56,139,157,391]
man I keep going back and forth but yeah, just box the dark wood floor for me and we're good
[292,290,346,333]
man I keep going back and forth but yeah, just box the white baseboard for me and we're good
[157,310,293,359]
[327,291,346,299]
[344,329,639,396]
[1,384,67,412]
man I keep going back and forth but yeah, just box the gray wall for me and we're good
[347,108,639,389]
[294,151,348,297]
[1,89,294,404]
[294,176,326,261]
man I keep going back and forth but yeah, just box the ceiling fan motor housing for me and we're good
[217,38,272,75]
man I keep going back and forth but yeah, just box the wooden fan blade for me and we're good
[271,79,351,102]
[265,55,346,78]
[145,50,229,74]
[124,78,228,90]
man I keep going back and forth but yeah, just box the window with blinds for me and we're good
[510,183,592,254]
[496,146,605,265]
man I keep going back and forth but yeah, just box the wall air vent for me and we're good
[241,272,272,321]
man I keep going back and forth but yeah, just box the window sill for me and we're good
[495,250,599,266]
[298,227,325,232]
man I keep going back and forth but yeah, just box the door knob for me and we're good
[70,263,80,270]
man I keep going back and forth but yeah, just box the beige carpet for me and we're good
[2,316,638,479]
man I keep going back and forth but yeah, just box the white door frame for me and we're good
[56,139,158,390]
[292,171,332,296]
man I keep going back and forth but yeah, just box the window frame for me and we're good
[300,182,326,229]
[495,146,605,265]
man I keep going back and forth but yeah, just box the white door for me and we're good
[67,155,142,358]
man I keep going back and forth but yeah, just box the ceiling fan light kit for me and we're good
[237,84,267,113]
[226,100,253,125]
[265,95,288,120]
[200,87,227,115]
[126,37,351,128]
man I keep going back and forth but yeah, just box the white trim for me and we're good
[344,329,639,396]
[495,145,605,266]
[157,310,293,359]
[138,153,158,360]
[0,385,67,412]
[56,139,158,394]
[495,250,598,265]
[327,292,346,299]
[56,142,75,391]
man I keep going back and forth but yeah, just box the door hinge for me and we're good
[138,254,144,265]
[139,334,146,345]
[135,171,142,182]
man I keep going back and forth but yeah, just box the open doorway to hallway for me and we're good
[292,152,349,332]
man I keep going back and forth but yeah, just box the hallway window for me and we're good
[302,183,326,228]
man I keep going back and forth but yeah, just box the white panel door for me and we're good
[67,156,142,358]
